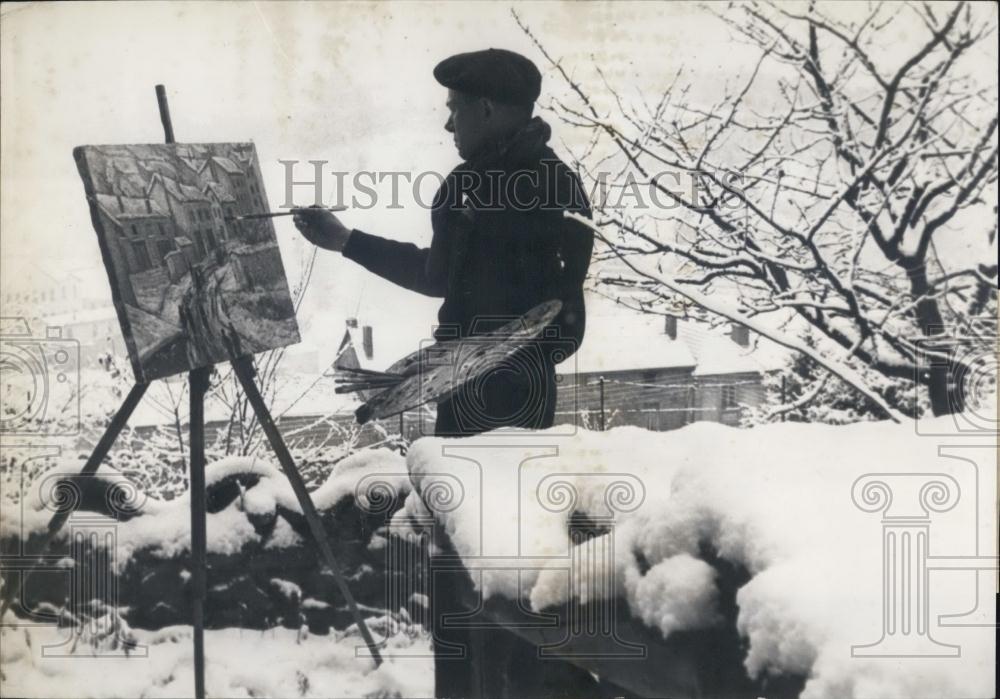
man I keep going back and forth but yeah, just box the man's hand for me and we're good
[292,206,352,252]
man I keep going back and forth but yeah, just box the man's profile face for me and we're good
[445,89,488,161]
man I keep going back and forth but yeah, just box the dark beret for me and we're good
[433,48,541,106]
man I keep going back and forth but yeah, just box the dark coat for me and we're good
[342,117,593,363]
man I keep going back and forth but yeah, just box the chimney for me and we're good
[362,325,374,360]
[663,315,677,340]
[730,323,750,347]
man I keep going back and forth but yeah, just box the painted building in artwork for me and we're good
[94,193,177,306]
[146,174,220,258]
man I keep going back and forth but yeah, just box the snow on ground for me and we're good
[1,448,426,699]
[0,610,432,699]
[398,412,997,699]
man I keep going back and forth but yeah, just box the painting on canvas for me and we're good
[74,142,300,382]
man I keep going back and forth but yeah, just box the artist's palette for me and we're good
[355,299,563,423]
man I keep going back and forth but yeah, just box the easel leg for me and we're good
[0,382,148,620]
[189,367,211,699]
[230,356,384,667]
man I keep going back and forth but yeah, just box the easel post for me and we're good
[231,357,384,664]
[155,83,210,699]
[188,367,210,699]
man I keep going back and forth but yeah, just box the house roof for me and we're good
[96,193,169,222]
[204,181,236,203]
[560,308,697,375]
[557,295,787,377]
[179,157,208,174]
[333,316,437,373]
[211,156,243,175]
[148,174,208,203]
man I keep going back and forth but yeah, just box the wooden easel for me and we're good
[0,85,383,699]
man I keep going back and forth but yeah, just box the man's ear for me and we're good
[480,98,495,121]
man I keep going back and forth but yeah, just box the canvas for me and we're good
[73,143,300,382]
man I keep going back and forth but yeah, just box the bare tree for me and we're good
[516,1,998,418]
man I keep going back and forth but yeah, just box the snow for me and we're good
[625,552,721,636]
[311,447,411,512]
[0,612,432,699]
[263,516,304,549]
[268,578,302,600]
[397,411,997,698]
[556,292,788,376]
[4,451,409,571]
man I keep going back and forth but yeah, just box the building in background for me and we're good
[555,305,786,430]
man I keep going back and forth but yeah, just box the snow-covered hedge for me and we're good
[1,450,415,634]
[394,415,996,699]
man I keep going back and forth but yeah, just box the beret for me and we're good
[433,48,541,106]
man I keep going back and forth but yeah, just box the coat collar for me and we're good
[465,116,552,171]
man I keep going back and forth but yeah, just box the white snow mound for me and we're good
[396,414,997,699]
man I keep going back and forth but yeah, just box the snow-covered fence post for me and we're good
[851,473,961,657]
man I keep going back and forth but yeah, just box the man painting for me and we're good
[293,48,596,698]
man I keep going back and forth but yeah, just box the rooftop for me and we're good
[96,193,169,221]
[148,174,209,203]
[211,156,243,175]
[557,295,787,377]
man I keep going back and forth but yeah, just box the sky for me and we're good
[1,1,995,369]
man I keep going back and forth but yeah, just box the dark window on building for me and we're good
[130,224,138,237]
[158,223,167,236]
[643,401,660,430]
[131,240,152,271]
[722,385,738,410]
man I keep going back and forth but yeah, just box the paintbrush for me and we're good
[335,382,399,394]
[225,205,347,222]
[337,367,404,379]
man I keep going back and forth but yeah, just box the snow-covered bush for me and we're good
[397,415,996,698]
